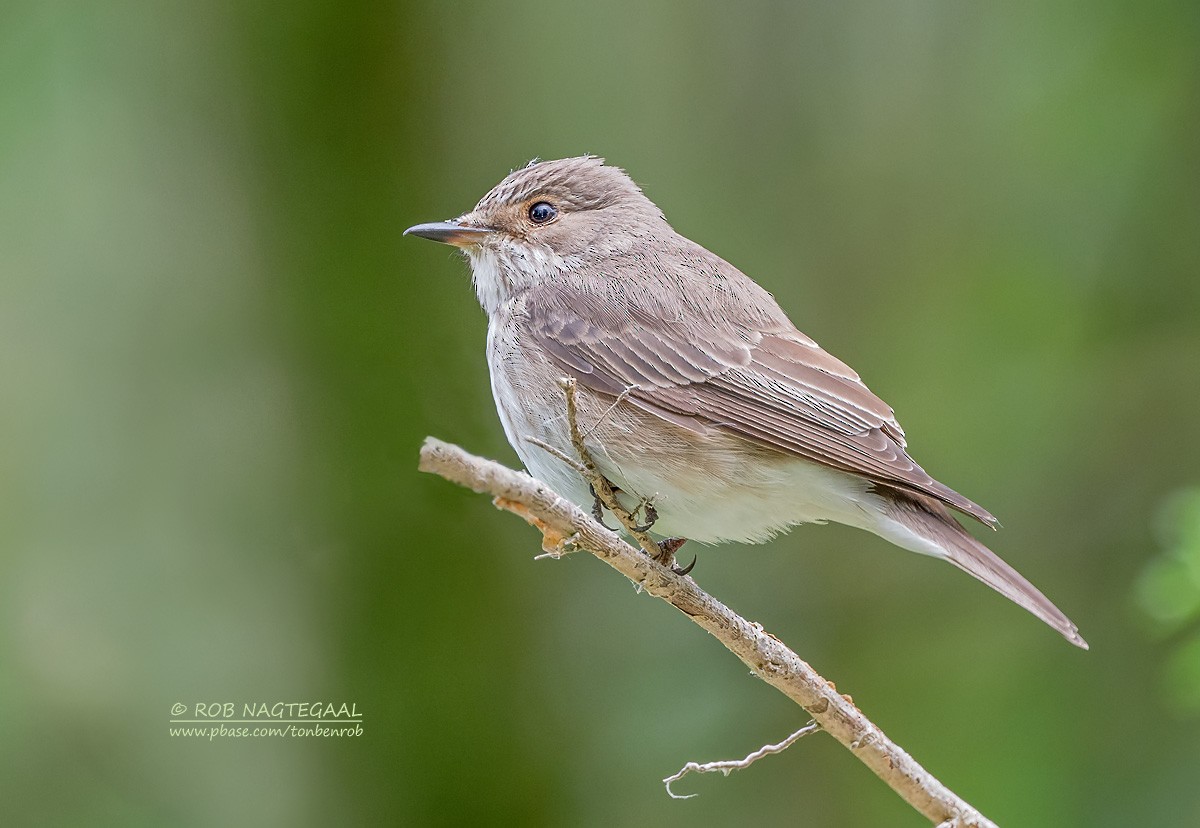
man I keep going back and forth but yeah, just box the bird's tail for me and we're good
[873,491,1088,649]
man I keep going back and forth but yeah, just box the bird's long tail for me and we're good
[874,491,1088,649]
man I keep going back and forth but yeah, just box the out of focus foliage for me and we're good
[1138,489,1200,713]
[3,1,1198,826]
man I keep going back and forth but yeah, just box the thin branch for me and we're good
[581,383,637,438]
[557,377,664,561]
[417,436,998,828]
[663,720,822,799]
[524,436,587,474]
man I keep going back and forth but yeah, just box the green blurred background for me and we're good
[3,1,1199,825]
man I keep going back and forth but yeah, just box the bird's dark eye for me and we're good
[528,201,557,224]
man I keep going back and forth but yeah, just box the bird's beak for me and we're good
[403,220,494,248]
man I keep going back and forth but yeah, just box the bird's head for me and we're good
[405,156,667,313]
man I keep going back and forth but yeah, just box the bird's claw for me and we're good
[588,483,616,531]
[655,537,692,573]
[630,499,659,533]
[672,556,697,576]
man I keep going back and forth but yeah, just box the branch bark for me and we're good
[418,435,998,828]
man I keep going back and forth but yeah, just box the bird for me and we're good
[405,155,1087,649]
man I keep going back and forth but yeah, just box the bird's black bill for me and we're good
[403,221,493,247]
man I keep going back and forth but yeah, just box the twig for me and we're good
[663,720,822,799]
[524,436,587,474]
[581,383,637,438]
[417,436,998,828]
[557,377,664,561]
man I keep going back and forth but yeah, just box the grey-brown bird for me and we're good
[406,156,1087,649]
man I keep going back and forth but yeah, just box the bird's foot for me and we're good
[588,483,616,531]
[630,498,659,533]
[655,537,694,575]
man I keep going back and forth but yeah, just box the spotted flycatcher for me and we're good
[406,156,1086,649]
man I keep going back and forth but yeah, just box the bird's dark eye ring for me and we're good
[528,201,557,224]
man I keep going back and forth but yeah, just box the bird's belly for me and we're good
[593,448,878,544]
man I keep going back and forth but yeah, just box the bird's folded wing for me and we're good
[529,289,997,528]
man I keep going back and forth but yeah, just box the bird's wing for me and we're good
[527,276,997,528]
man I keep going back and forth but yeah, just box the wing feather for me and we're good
[526,269,996,527]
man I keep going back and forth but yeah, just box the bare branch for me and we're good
[524,436,587,474]
[581,383,638,438]
[557,377,664,562]
[418,436,998,828]
[663,720,822,799]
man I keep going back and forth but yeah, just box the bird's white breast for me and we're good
[485,304,597,512]
[467,241,578,317]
